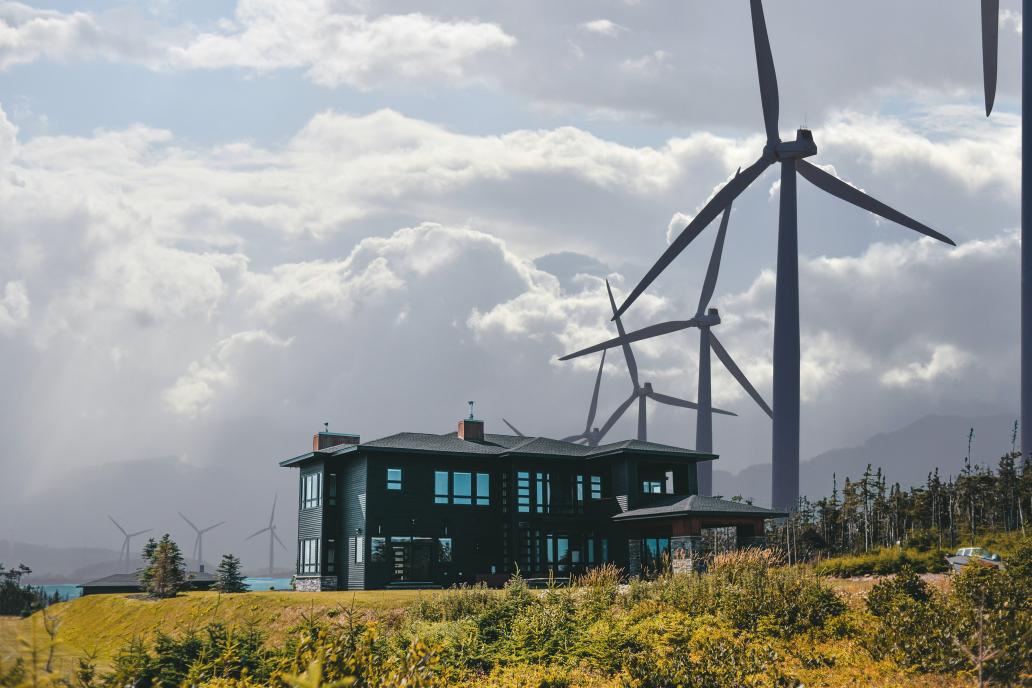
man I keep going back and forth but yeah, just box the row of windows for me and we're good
[369,536,453,563]
[517,530,611,574]
[299,538,338,574]
[516,472,605,514]
[300,472,337,509]
[435,471,490,505]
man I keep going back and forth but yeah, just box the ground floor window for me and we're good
[641,537,670,572]
[702,527,738,555]
[517,530,610,575]
[368,536,452,582]
[299,538,320,574]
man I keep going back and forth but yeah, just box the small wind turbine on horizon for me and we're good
[611,0,955,510]
[178,512,226,573]
[108,515,151,572]
[246,495,286,576]
[560,197,772,495]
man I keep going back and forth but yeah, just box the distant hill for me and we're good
[714,414,1017,507]
[0,541,123,582]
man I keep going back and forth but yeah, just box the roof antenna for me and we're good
[324,422,329,434]
[468,401,475,420]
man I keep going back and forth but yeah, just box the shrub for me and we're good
[815,548,948,577]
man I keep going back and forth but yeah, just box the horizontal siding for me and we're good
[343,456,367,590]
[298,508,322,539]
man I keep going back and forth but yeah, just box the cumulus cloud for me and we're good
[881,344,973,387]
[580,19,625,37]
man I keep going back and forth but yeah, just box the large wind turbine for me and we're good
[972,0,1028,463]
[561,200,772,495]
[246,495,286,576]
[108,516,151,572]
[178,512,226,572]
[612,0,955,510]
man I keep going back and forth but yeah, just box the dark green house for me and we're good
[280,416,784,591]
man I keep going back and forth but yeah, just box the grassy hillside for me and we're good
[0,590,426,673]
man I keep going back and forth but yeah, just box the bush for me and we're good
[815,548,948,577]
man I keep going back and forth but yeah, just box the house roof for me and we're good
[280,431,716,467]
[611,494,787,521]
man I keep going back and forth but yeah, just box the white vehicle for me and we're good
[945,547,1004,573]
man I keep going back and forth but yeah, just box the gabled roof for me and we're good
[280,431,715,466]
[612,494,787,521]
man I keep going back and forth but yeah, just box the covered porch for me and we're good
[612,494,786,575]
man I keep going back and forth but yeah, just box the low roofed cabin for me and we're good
[279,414,784,591]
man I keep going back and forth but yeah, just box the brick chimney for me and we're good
[458,401,484,442]
[313,431,360,451]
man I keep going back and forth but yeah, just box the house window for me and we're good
[642,480,663,494]
[299,538,320,574]
[436,538,453,562]
[328,474,337,506]
[590,475,602,500]
[354,537,364,563]
[370,537,387,562]
[642,537,670,570]
[435,471,449,504]
[587,537,595,564]
[600,538,609,563]
[326,539,336,573]
[476,473,490,506]
[576,475,585,506]
[535,472,552,513]
[301,472,322,509]
[453,472,472,505]
[387,468,403,491]
[517,471,531,513]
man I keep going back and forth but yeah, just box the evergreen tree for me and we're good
[138,534,186,598]
[213,554,248,593]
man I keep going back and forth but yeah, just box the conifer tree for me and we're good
[138,534,186,598]
[214,554,248,593]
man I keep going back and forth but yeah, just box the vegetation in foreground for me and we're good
[2,544,1029,688]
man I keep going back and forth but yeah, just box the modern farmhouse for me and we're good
[280,414,785,591]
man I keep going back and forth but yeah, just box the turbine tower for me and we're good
[560,199,772,495]
[972,0,1028,463]
[178,512,226,573]
[246,495,286,576]
[611,0,955,510]
[108,516,151,572]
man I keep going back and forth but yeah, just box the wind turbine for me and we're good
[970,0,1028,463]
[560,200,772,495]
[178,512,226,573]
[246,495,286,576]
[108,515,151,572]
[570,279,735,444]
[611,0,955,510]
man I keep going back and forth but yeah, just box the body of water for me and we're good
[37,577,294,601]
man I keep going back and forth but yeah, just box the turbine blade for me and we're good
[178,512,199,533]
[607,279,639,389]
[697,180,735,315]
[982,0,999,116]
[246,527,270,541]
[796,159,955,246]
[646,391,701,411]
[128,529,152,538]
[598,393,637,438]
[108,515,127,536]
[269,494,277,526]
[709,332,774,419]
[272,530,288,551]
[201,521,227,533]
[615,155,772,318]
[584,349,607,432]
[561,434,585,443]
[561,320,700,361]
[750,0,780,144]
[502,418,526,437]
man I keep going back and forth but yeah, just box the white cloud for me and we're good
[0,280,28,334]
[881,344,973,387]
[580,19,625,37]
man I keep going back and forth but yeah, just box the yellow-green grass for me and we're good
[0,590,429,675]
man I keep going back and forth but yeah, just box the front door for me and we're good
[389,537,433,581]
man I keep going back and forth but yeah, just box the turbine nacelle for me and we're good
[697,308,721,328]
[774,129,817,160]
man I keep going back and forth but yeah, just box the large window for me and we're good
[436,537,452,562]
[642,479,664,494]
[517,472,531,513]
[387,468,403,491]
[301,472,322,509]
[535,472,551,513]
[434,471,490,506]
[642,537,670,571]
[590,475,602,500]
[299,538,320,574]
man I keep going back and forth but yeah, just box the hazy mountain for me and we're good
[0,540,122,582]
[714,414,1018,507]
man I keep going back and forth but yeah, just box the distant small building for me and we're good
[78,571,216,596]
[280,415,786,591]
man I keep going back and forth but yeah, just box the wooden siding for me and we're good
[342,456,368,590]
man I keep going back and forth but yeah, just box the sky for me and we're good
[0,0,1024,569]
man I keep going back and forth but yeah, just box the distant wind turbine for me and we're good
[178,512,226,572]
[108,515,151,572]
[246,495,286,576]
[561,198,771,494]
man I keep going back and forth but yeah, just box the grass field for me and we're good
[0,589,428,675]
